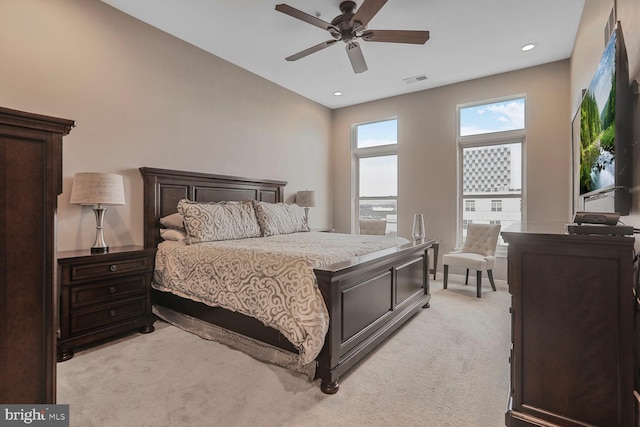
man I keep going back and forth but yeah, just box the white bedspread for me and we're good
[153,231,409,364]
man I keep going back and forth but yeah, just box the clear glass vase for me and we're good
[412,213,425,240]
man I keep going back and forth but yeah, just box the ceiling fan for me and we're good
[275,0,430,74]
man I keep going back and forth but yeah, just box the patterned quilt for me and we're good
[153,231,409,364]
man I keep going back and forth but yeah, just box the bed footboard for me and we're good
[314,239,433,394]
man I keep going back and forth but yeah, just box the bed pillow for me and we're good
[159,213,185,230]
[254,201,307,237]
[159,228,187,242]
[178,199,261,244]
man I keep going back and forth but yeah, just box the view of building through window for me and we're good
[354,119,398,236]
[461,144,522,243]
[458,97,525,245]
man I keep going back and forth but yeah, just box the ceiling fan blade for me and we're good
[361,30,430,44]
[285,40,338,62]
[346,42,368,74]
[275,4,336,32]
[350,0,388,28]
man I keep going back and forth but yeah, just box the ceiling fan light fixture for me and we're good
[521,43,536,52]
[333,91,343,96]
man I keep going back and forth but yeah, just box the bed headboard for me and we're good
[139,167,286,249]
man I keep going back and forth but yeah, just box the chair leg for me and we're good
[464,269,469,285]
[443,265,449,289]
[488,269,497,291]
[476,270,482,298]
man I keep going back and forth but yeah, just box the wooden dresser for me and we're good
[502,223,636,427]
[0,107,74,403]
[57,246,156,361]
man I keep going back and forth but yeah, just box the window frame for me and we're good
[456,95,527,254]
[352,117,398,235]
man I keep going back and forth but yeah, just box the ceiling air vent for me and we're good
[403,75,428,84]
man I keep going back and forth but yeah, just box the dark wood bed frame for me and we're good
[140,167,434,394]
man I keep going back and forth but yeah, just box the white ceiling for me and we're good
[100,0,585,109]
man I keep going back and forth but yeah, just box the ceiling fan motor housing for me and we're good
[331,1,360,42]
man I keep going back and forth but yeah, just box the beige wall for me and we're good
[5,0,637,279]
[619,0,640,229]
[333,0,640,279]
[572,0,640,108]
[0,0,333,252]
[332,61,572,280]
[571,0,640,230]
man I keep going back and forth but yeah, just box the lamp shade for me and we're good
[70,172,125,206]
[296,190,317,208]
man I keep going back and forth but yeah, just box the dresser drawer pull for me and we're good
[108,286,117,294]
[109,265,118,272]
[109,310,117,317]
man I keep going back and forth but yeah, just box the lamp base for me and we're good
[91,207,110,254]
[303,207,311,232]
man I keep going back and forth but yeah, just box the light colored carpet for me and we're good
[57,278,510,427]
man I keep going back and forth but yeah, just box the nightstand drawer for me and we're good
[70,297,147,334]
[69,257,150,282]
[70,276,147,308]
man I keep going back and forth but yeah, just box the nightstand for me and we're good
[57,246,156,361]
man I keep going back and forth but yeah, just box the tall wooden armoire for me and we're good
[0,107,74,403]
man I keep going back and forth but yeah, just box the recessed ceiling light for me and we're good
[521,43,536,52]
[333,91,343,96]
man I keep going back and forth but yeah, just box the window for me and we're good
[465,200,476,212]
[353,119,398,236]
[457,96,525,248]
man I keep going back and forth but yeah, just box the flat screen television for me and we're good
[576,21,632,215]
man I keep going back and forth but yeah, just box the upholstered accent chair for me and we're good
[442,223,501,298]
[359,219,387,236]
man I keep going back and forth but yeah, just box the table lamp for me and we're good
[70,172,125,253]
[296,190,318,231]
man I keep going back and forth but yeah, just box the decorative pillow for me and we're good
[159,213,184,230]
[254,201,306,237]
[159,228,187,241]
[178,199,261,244]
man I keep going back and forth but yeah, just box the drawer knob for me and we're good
[109,264,118,272]
[109,310,117,317]
[108,286,117,294]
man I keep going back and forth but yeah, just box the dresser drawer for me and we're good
[70,297,147,334]
[70,276,147,308]
[68,257,150,282]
